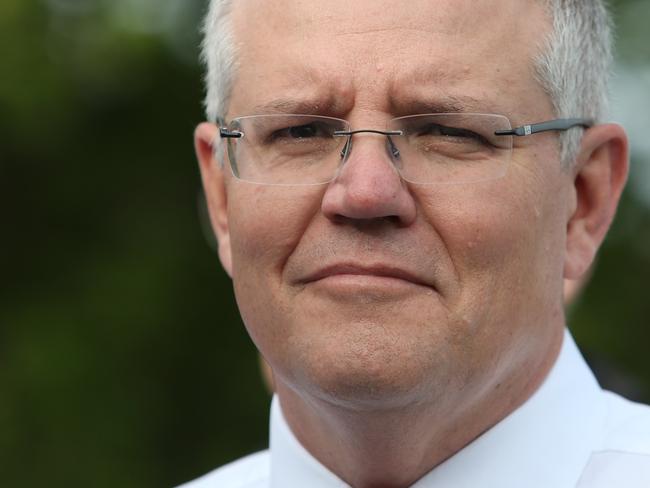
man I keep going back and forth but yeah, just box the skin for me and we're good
[195,1,629,487]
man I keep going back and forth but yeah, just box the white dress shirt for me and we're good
[179,330,650,487]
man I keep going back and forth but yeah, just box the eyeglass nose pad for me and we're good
[340,136,353,161]
[386,136,400,159]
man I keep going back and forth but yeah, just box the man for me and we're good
[185,0,650,486]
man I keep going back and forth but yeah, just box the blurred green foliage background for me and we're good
[1,0,649,486]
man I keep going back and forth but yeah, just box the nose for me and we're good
[321,134,417,226]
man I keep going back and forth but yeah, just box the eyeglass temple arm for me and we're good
[494,118,593,137]
[220,127,243,138]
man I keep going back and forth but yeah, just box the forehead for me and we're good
[229,0,552,121]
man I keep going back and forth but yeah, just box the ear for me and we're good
[564,124,629,280]
[194,122,233,277]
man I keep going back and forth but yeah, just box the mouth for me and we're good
[301,264,433,291]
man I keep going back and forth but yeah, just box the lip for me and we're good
[300,264,432,289]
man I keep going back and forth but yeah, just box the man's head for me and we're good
[195,0,627,413]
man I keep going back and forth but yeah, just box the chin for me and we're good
[280,329,445,411]
[309,374,430,412]
[241,290,468,408]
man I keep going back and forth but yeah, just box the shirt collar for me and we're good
[270,330,605,488]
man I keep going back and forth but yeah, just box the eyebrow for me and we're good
[248,97,343,116]
[390,94,490,116]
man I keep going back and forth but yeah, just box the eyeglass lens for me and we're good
[224,114,513,185]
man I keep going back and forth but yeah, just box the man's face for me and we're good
[212,0,573,408]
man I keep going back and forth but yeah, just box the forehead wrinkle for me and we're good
[385,55,523,118]
[388,70,498,114]
[332,25,441,39]
[233,61,355,117]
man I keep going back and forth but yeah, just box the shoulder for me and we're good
[600,391,650,452]
[176,450,270,488]
[576,392,650,487]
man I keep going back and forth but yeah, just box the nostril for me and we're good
[383,215,401,226]
[329,214,402,228]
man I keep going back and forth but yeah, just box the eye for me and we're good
[273,121,333,140]
[417,123,488,144]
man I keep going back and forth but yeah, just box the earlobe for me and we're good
[194,122,233,277]
[564,124,629,280]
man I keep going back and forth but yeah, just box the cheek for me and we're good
[225,184,325,350]
[228,184,324,278]
[414,177,567,374]
[421,174,566,306]
[425,185,524,272]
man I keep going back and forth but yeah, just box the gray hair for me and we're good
[535,0,613,164]
[201,0,614,165]
[201,0,236,124]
